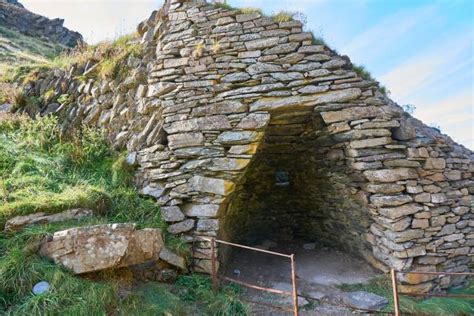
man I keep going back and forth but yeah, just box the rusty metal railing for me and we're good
[390,269,474,316]
[198,237,299,316]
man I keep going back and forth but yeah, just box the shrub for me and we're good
[352,64,374,81]
[239,7,262,15]
[272,11,295,23]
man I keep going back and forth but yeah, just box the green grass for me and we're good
[339,275,474,316]
[0,114,249,315]
[238,7,262,15]
[0,26,63,81]
[352,64,374,81]
[176,274,251,315]
[2,32,142,86]
[0,114,163,229]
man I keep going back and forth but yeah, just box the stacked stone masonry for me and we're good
[19,0,473,293]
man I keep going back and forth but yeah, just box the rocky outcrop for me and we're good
[0,0,82,47]
[4,208,93,232]
[18,0,472,292]
[39,223,180,274]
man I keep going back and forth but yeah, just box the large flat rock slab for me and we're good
[40,223,164,274]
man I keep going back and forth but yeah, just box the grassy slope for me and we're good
[0,114,249,315]
[0,26,64,79]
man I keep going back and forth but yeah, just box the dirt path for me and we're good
[222,242,380,315]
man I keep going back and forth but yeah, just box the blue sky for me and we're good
[22,0,473,149]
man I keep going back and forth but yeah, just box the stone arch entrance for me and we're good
[217,108,377,282]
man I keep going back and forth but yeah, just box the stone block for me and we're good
[188,176,235,196]
[216,131,260,145]
[424,158,446,170]
[168,132,205,149]
[364,168,418,183]
[370,194,413,207]
[251,88,361,112]
[379,203,422,220]
[40,224,164,274]
[161,206,185,222]
[183,204,219,218]
[167,219,195,234]
[321,106,383,124]
[164,115,231,134]
[349,137,392,149]
[237,113,270,130]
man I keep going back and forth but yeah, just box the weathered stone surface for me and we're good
[392,119,416,140]
[141,185,165,198]
[188,176,235,196]
[362,184,405,194]
[349,137,392,149]
[207,158,250,171]
[364,168,418,183]
[321,106,383,123]
[247,63,283,75]
[191,101,248,116]
[159,247,186,270]
[385,229,424,242]
[164,116,231,134]
[216,131,260,145]
[5,209,92,232]
[222,72,251,83]
[379,204,423,220]
[245,37,279,50]
[424,158,446,170]
[183,204,219,218]
[161,206,185,222]
[167,219,195,234]
[346,291,388,311]
[237,113,270,130]
[168,132,205,149]
[147,82,177,97]
[197,219,219,231]
[40,224,164,274]
[370,195,413,207]
[250,88,361,112]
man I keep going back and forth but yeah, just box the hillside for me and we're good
[0,0,82,79]
[0,26,65,77]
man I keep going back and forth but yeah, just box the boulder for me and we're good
[40,223,165,274]
[4,209,93,232]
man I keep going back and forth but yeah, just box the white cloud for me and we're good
[22,0,162,43]
[413,89,473,149]
[379,36,472,102]
[341,6,436,60]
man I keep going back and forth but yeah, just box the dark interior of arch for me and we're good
[220,110,373,260]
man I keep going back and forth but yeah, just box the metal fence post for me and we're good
[211,237,218,294]
[290,254,299,316]
[390,269,401,316]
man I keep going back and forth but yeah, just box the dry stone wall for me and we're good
[19,0,473,293]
